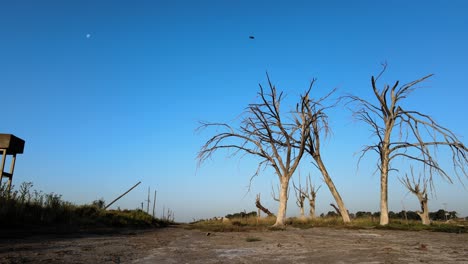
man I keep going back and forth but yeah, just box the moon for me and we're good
[86,34,91,39]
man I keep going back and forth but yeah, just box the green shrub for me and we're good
[246,237,262,242]
[0,181,170,232]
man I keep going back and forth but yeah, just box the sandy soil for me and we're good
[0,225,467,263]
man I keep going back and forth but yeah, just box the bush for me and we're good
[0,181,170,233]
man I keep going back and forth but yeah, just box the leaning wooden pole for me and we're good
[105,181,141,210]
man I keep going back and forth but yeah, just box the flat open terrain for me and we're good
[1,225,467,263]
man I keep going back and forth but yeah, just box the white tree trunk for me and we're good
[380,149,390,226]
[417,211,430,225]
[299,206,306,220]
[309,199,316,219]
[316,157,351,223]
[273,178,289,227]
[417,194,430,225]
[379,173,389,225]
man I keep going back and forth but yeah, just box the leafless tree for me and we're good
[303,174,321,219]
[198,74,311,227]
[346,64,468,225]
[255,193,275,217]
[299,83,351,223]
[399,167,430,225]
[292,179,307,220]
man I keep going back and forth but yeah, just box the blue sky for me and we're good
[1,1,467,222]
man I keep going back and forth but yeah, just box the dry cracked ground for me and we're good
[0,225,467,263]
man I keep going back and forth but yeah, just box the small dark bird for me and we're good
[249,36,255,39]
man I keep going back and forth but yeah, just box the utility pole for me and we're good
[146,186,150,214]
[152,190,157,218]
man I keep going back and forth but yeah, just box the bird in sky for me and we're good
[249,36,255,39]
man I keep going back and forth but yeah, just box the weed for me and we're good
[0,181,172,234]
[246,237,262,242]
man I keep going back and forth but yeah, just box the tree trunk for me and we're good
[330,203,341,216]
[299,205,306,220]
[255,194,275,217]
[316,157,351,223]
[417,211,430,225]
[309,199,316,219]
[417,194,430,225]
[273,178,289,227]
[380,147,390,225]
[380,172,389,225]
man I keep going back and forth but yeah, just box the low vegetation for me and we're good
[189,215,467,234]
[245,237,262,242]
[0,182,172,234]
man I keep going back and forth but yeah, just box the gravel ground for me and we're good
[1,225,467,263]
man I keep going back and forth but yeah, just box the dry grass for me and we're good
[187,216,467,233]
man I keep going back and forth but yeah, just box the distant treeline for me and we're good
[225,209,459,221]
[225,211,257,219]
[322,210,458,220]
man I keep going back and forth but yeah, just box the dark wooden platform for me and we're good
[0,134,25,154]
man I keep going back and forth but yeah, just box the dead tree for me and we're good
[292,175,307,220]
[198,74,312,227]
[303,174,320,219]
[255,193,275,217]
[298,82,351,223]
[346,64,468,225]
[399,167,430,225]
[330,203,341,216]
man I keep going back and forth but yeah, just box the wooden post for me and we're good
[0,149,7,188]
[7,154,16,193]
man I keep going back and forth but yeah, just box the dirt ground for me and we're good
[0,225,467,263]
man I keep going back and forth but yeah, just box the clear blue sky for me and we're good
[1,1,467,222]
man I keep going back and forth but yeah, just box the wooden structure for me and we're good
[0,134,25,192]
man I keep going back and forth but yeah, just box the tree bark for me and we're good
[273,178,290,227]
[299,206,305,220]
[309,199,316,219]
[417,194,430,225]
[255,194,275,217]
[379,175,389,225]
[316,157,351,223]
[380,161,390,225]
[380,127,393,226]
[330,203,341,215]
